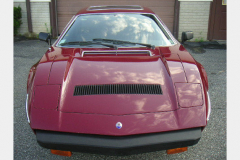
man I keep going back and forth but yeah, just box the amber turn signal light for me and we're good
[166,147,188,154]
[50,149,72,157]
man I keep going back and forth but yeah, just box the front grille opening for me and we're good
[74,84,162,96]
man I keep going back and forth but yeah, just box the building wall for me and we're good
[14,0,213,41]
[14,2,28,35]
[31,2,51,34]
[56,0,176,34]
[14,0,51,35]
[178,1,211,41]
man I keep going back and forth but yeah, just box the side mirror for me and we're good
[39,32,51,49]
[39,32,50,43]
[181,31,193,44]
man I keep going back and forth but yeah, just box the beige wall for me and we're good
[14,2,28,35]
[31,2,51,34]
[178,1,211,41]
[14,2,50,35]
[15,1,211,40]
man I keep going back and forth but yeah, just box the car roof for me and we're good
[76,5,155,15]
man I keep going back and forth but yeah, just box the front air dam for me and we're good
[36,127,201,155]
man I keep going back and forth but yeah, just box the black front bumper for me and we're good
[36,128,201,155]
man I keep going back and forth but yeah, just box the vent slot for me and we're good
[74,84,162,96]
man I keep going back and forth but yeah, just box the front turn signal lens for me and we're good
[51,149,72,157]
[166,147,188,154]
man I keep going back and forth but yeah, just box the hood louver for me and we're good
[73,84,162,96]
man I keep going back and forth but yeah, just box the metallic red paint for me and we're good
[28,45,208,135]
[30,106,206,136]
[33,85,61,109]
[27,6,209,138]
[175,83,203,108]
[59,56,177,114]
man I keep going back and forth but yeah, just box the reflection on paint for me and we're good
[68,59,166,84]
[182,63,201,83]
[175,83,203,107]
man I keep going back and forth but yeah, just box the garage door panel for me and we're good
[57,0,175,34]
[136,1,175,7]
[160,17,174,23]
[58,0,174,5]
[57,7,82,13]
[151,8,175,16]
[165,23,173,30]
[58,16,73,21]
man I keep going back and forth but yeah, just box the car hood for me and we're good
[57,55,178,115]
[31,47,207,135]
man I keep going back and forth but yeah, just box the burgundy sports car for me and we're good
[26,5,211,156]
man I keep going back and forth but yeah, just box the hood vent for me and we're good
[74,84,162,96]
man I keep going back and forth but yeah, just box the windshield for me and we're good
[58,13,174,47]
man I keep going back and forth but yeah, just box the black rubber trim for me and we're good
[36,128,201,155]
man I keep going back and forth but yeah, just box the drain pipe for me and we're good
[26,0,32,33]
[55,0,58,36]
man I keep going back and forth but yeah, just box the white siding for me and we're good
[31,2,51,34]
[14,2,28,35]
[178,1,211,41]
[14,2,51,35]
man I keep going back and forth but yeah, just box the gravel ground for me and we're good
[14,40,226,160]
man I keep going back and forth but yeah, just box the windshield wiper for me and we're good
[59,41,118,49]
[93,38,155,49]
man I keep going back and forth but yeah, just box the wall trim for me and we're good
[49,0,57,37]
[207,0,216,40]
[173,0,180,39]
[26,0,32,33]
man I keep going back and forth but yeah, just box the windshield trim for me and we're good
[55,13,177,48]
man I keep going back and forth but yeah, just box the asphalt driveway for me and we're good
[14,40,226,159]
